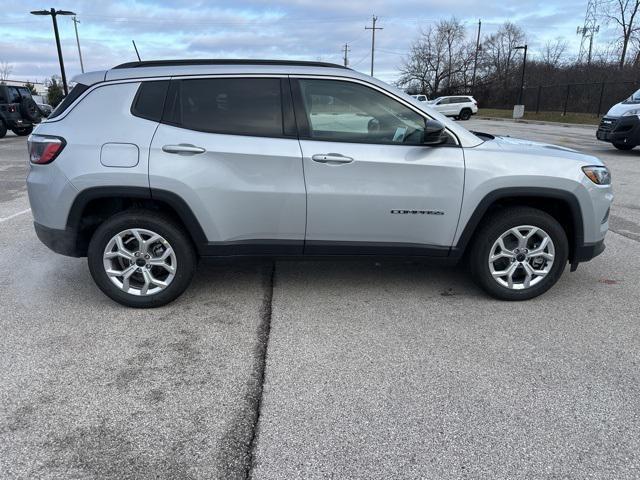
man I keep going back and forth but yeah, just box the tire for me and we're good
[11,126,33,136]
[0,120,6,139]
[88,210,197,308]
[19,97,41,123]
[459,108,472,121]
[469,207,569,301]
[613,141,634,150]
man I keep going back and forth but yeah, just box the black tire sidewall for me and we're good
[460,109,472,120]
[88,211,196,308]
[470,209,569,300]
[613,142,634,150]
[0,120,6,138]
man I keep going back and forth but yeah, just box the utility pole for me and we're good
[342,43,350,67]
[365,15,383,77]
[471,19,482,93]
[514,44,528,105]
[72,16,84,73]
[30,8,76,95]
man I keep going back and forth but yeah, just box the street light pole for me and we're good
[30,8,76,95]
[514,44,528,105]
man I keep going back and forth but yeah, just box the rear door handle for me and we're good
[162,144,206,155]
[311,153,354,165]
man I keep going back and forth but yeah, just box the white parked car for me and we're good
[411,94,428,102]
[429,96,478,120]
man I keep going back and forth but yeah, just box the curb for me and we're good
[474,116,598,129]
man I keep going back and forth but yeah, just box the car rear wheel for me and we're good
[613,141,634,150]
[0,120,6,139]
[11,126,33,136]
[459,108,472,121]
[88,210,197,308]
[469,207,568,300]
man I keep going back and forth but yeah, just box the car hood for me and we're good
[475,134,604,165]
[605,101,640,117]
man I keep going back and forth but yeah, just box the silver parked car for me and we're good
[27,60,612,307]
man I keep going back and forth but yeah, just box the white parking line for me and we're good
[0,208,31,223]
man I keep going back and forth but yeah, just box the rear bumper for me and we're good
[596,116,640,145]
[4,117,34,129]
[34,222,83,257]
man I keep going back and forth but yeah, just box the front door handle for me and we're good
[162,144,206,155]
[311,153,354,165]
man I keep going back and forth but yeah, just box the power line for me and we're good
[365,15,383,76]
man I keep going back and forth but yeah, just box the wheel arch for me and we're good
[67,186,208,256]
[452,187,584,262]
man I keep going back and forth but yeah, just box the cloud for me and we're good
[0,0,611,83]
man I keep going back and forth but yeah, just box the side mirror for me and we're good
[423,119,448,146]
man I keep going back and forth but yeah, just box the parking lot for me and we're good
[1,120,639,479]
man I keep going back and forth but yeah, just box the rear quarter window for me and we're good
[131,81,169,122]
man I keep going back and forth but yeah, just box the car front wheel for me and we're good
[469,207,568,300]
[88,210,197,307]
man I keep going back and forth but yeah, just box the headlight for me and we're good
[582,166,611,185]
[622,108,640,117]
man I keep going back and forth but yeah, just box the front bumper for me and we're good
[596,115,640,145]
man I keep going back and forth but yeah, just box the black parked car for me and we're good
[0,84,43,138]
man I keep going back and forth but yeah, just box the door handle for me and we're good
[162,144,206,155]
[311,153,354,165]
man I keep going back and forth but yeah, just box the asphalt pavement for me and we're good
[1,119,639,479]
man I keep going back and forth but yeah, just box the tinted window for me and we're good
[17,87,31,98]
[437,98,449,105]
[297,79,426,145]
[48,83,89,119]
[7,87,21,103]
[168,78,283,137]
[132,81,169,121]
[0,88,7,103]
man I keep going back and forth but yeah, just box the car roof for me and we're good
[73,59,351,85]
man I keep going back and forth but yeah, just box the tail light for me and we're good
[8,105,16,113]
[28,134,66,165]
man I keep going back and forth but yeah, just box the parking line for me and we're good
[0,208,31,223]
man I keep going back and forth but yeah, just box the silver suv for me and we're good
[27,60,613,307]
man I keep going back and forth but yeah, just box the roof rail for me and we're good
[113,59,347,70]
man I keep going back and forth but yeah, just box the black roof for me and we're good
[113,59,347,70]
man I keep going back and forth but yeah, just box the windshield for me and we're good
[623,88,640,104]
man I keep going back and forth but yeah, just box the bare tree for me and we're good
[480,22,526,89]
[604,0,640,68]
[0,62,13,82]
[397,18,473,96]
[540,38,568,67]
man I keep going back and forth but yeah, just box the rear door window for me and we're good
[165,77,284,137]
[7,87,21,103]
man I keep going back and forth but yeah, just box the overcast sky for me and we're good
[0,0,617,84]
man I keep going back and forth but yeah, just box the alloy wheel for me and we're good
[488,225,555,290]
[102,228,177,296]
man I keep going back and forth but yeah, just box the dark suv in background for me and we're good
[0,84,42,138]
